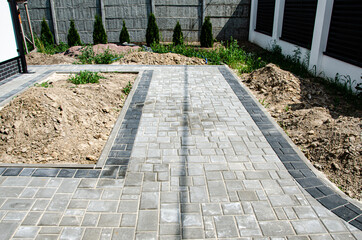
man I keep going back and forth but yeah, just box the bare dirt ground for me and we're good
[240,64,361,200]
[26,52,76,65]
[0,73,136,165]
[118,51,205,65]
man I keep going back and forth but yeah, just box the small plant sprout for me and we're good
[284,105,289,112]
[68,71,105,85]
[122,81,132,95]
[259,98,269,108]
[34,81,52,88]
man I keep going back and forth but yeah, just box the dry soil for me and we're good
[0,73,136,165]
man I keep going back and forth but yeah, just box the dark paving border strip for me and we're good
[0,70,153,179]
[219,66,362,230]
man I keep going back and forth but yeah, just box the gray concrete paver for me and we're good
[0,65,360,239]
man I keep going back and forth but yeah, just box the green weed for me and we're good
[259,98,269,108]
[122,81,132,95]
[34,81,52,88]
[284,105,289,112]
[76,46,122,64]
[94,49,123,64]
[68,71,104,85]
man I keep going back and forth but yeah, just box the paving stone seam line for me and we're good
[218,65,362,230]
[0,69,154,180]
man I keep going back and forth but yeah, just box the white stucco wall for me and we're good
[0,0,19,63]
[249,0,362,89]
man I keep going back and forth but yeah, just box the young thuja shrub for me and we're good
[93,14,108,44]
[146,13,159,46]
[200,16,213,48]
[119,20,130,43]
[172,21,183,46]
[67,19,82,47]
[40,18,54,48]
[68,71,104,84]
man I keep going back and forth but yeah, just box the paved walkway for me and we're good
[0,65,361,240]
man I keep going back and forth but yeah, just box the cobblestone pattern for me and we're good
[0,65,360,239]
[219,66,362,230]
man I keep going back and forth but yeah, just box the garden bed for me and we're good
[0,73,136,165]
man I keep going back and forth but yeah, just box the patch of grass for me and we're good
[33,36,69,55]
[150,38,265,73]
[68,71,105,85]
[122,81,132,95]
[34,81,52,88]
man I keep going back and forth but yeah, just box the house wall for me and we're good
[19,0,251,44]
[249,0,362,89]
[0,0,21,81]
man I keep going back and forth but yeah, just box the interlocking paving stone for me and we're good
[0,65,360,239]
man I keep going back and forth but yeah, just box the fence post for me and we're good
[309,0,334,73]
[100,0,106,32]
[49,0,59,45]
[150,0,155,14]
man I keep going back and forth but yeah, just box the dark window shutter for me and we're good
[255,0,276,36]
[281,0,318,49]
[325,0,362,68]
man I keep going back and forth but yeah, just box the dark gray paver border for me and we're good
[218,65,362,230]
[0,70,153,179]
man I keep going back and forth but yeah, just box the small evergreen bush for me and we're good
[200,16,213,48]
[172,21,183,46]
[40,18,54,48]
[93,15,108,45]
[67,19,81,47]
[146,13,159,46]
[119,20,130,44]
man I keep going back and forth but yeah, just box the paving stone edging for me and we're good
[218,65,362,230]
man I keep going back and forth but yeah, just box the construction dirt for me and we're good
[0,73,136,165]
[117,51,205,65]
[240,63,361,201]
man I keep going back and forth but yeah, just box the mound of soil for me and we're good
[241,63,362,200]
[26,52,76,65]
[118,52,206,65]
[0,73,136,165]
[65,43,140,57]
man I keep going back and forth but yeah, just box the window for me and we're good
[281,0,317,49]
[325,0,362,67]
[255,0,275,36]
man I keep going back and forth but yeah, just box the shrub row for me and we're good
[39,14,214,49]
